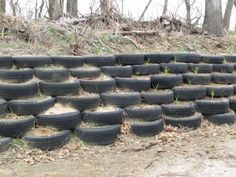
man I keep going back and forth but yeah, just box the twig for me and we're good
[122,142,159,152]
[115,30,159,36]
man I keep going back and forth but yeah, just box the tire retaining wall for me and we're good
[0,53,235,151]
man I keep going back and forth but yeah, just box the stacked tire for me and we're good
[162,102,202,128]
[196,98,235,124]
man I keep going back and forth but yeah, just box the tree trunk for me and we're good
[203,0,224,36]
[48,0,64,20]
[184,0,191,25]
[139,0,153,21]
[0,0,5,14]
[100,0,110,17]
[223,0,234,30]
[67,0,78,18]
[162,0,168,16]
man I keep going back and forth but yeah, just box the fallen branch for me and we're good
[122,142,159,152]
[114,30,159,36]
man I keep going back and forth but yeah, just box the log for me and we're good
[114,30,159,36]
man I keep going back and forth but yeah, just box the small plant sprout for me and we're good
[136,72,140,76]
[193,66,199,74]
[222,58,227,64]
[163,66,169,74]
[145,58,150,64]
[175,95,179,103]
[172,57,177,63]
[116,60,122,66]
[152,83,159,91]
[210,90,215,99]
[187,78,192,85]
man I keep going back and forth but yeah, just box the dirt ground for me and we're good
[0,120,236,177]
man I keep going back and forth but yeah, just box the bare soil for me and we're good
[43,103,77,115]
[0,121,235,177]
[26,127,58,136]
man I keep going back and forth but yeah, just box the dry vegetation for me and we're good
[0,14,235,56]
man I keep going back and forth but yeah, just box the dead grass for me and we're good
[0,15,235,56]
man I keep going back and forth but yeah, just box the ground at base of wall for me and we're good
[0,121,236,177]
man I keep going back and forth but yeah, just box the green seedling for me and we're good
[163,66,170,74]
[222,58,227,64]
[116,60,122,66]
[136,72,140,77]
[193,66,199,74]
[145,58,151,64]
[10,139,27,148]
[210,90,215,99]
[172,57,177,63]
[152,83,159,91]
[175,96,179,103]
[187,78,192,85]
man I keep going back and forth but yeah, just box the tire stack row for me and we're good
[0,53,235,152]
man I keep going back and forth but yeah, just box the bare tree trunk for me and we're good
[67,0,78,18]
[162,0,168,16]
[139,0,153,21]
[48,0,64,20]
[223,0,234,30]
[203,0,224,36]
[184,0,191,25]
[0,0,5,14]
[100,0,110,17]
[10,0,17,16]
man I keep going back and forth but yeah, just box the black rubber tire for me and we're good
[183,73,211,85]
[202,55,224,64]
[229,96,236,112]
[0,115,34,138]
[151,74,183,89]
[224,55,236,63]
[115,54,145,65]
[0,81,38,100]
[132,64,160,75]
[160,63,188,73]
[173,86,206,101]
[141,89,174,105]
[75,124,120,145]
[0,99,9,116]
[70,67,101,79]
[0,69,33,83]
[51,56,84,68]
[101,66,133,77]
[205,110,235,125]
[56,94,101,111]
[101,92,141,108]
[80,78,116,93]
[39,81,80,96]
[213,64,234,73]
[206,85,234,97]
[131,119,164,137]
[37,111,81,130]
[82,108,124,125]
[125,105,162,121]
[115,77,151,91]
[34,68,69,82]
[196,98,229,115]
[162,102,196,117]
[212,73,236,84]
[0,137,11,153]
[23,130,71,151]
[8,97,55,116]
[188,63,213,73]
[174,53,201,63]
[83,56,116,66]
[0,56,13,69]
[13,56,51,68]
[145,53,174,63]
[164,113,202,128]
